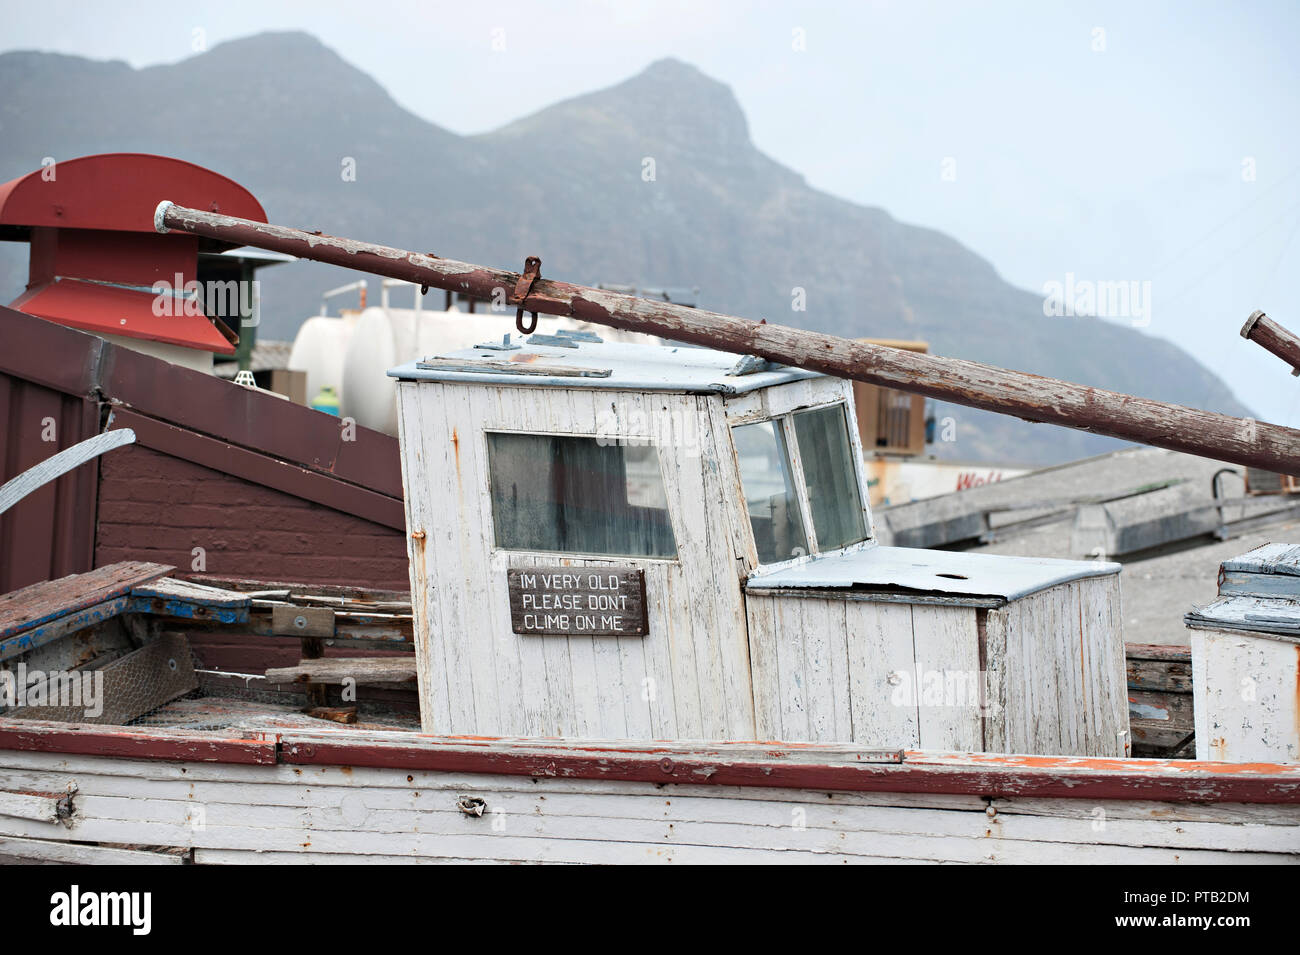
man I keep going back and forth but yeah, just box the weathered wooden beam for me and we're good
[264,657,418,686]
[155,202,1300,474]
[1241,310,1300,377]
[0,429,135,516]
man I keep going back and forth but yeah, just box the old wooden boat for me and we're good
[0,200,1297,864]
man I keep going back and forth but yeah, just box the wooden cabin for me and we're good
[390,337,1128,755]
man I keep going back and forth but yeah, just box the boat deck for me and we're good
[129,696,421,734]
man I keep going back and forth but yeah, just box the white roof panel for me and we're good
[388,338,823,394]
[746,544,1121,605]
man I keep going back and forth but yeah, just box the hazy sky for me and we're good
[4,0,1298,424]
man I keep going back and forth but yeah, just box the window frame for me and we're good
[480,427,683,563]
[729,400,873,570]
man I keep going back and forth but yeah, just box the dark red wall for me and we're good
[96,444,409,590]
[0,343,99,592]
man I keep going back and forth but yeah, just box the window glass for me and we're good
[793,404,868,550]
[732,420,809,564]
[487,433,677,558]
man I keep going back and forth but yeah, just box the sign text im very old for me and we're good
[507,566,648,636]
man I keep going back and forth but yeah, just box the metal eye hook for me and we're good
[511,254,542,336]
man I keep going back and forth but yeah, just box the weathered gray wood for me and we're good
[0,788,66,823]
[0,740,1295,864]
[264,657,418,686]
[130,577,250,609]
[398,380,757,740]
[158,203,1300,474]
[0,835,185,864]
[416,357,612,378]
[0,561,173,641]
[0,429,136,516]
[1191,626,1299,762]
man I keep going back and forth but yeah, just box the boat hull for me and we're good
[0,720,1295,864]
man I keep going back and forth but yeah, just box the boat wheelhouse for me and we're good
[390,338,1128,755]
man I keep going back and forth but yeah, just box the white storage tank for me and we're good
[287,312,360,411]
[292,297,657,434]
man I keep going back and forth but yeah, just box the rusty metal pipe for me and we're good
[1241,310,1300,377]
[154,201,1300,475]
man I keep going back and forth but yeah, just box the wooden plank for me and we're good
[1125,643,1191,663]
[0,719,277,764]
[307,706,359,725]
[910,604,982,751]
[130,577,250,609]
[0,596,129,663]
[1126,657,1193,692]
[844,600,919,749]
[415,357,613,378]
[264,657,418,686]
[981,608,1008,753]
[0,835,185,864]
[126,577,251,625]
[0,747,1294,864]
[0,561,173,639]
[1128,688,1194,726]
[0,429,136,516]
[0,788,66,823]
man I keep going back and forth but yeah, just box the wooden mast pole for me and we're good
[1242,310,1300,377]
[155,201,1300,475]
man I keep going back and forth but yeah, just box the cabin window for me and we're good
[793,404,868,550]
[732,420,809,564]
[486,433,677,558]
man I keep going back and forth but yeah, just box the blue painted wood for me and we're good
[0,572,249,661]
[0,562,173,640]
[0,597,129,662]
[128,578,250,609]
[124,596,248,624]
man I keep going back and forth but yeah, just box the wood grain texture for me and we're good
[0,429,135,516]
[0,561,172,639]
[0,742,1294,864]
[1192,627,1300,762]
[746,577,1127,756]
[398,382,756,739]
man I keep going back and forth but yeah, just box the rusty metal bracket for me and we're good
[511,255,541,334]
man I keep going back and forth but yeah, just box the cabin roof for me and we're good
[1220,542,1300,576]
[745,544,1121,605]
[388,338,823,394]
[1185,595,1300,640]
[1184,543,1300,642]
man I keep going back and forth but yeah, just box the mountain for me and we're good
[0,32,1251,465]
